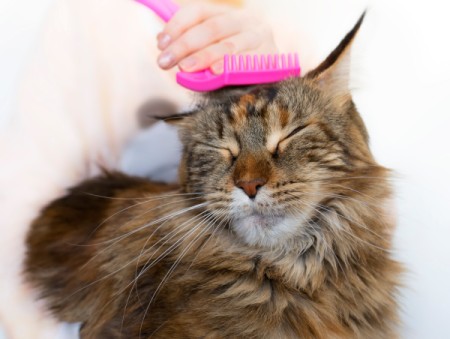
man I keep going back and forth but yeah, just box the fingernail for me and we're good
[211,62,224,74]
[158,33,171,49]
[180,56,197,71]
[158,52,174,68]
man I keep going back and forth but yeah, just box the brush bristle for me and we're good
[224,53,299,73]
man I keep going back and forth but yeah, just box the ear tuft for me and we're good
[137,98,178,128]
[155,110,198,126]
[306,12,366,96]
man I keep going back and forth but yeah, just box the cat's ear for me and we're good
[305,12,365,96]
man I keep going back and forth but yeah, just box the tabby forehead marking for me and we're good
[231,94,256,123]
[279,108,290,128]
[239,94,256,107]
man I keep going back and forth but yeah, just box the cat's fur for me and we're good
[25,14,403,338]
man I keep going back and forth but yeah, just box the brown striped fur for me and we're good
[25,14,403,338]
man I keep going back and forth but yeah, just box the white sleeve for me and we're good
[0,0,190,337]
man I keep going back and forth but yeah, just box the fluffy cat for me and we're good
[25,14,402,338]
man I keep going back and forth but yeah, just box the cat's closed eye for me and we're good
[228,149,238,163]
[222,148,238,164]
[198,141,239,163]
[285,124,308,140]
[271,124,309,158]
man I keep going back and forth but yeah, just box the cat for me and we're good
[25,13,403,338]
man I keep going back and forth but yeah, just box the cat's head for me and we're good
[170,14,387,248]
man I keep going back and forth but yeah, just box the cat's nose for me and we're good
[236,178,267,199]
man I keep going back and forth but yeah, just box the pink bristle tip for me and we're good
[224,54,230,73]
[253,55,259,70]
[281,54,286,68]
[265,55,271,69]
[231,55,237,71]
[177,51,301,91]
[239,55,244,71]
[294,53,300,68]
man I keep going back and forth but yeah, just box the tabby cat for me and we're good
[25,14,403,338]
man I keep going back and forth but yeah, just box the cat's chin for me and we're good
[231,213,300,248]
[227,188,302,247]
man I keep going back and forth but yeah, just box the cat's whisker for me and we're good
[273,180,383,206]
[274,175,394,191]
[328,209,389,242]
[135,212,214,280]
[149,212,218,283]
[82,191,202,201]
[68,196,205,252]
[85,198,166,241]
[276,188,381,209]
[77,201,209,272]
[110,198,208,252]
[120,210,218,326]
[282,204,311,227]
[82,196,206,246]
[134,209,209,271]
[119,211,213,331]
[337,226,390,253]
[139,213,219,336]
[321,235,360,305]
[138,223,218,335]
[284,202,358,301]
[68,207,214,332]
[294,198,390,253]
[327,183,386,204]
[148,319,171,339]
[132,211,211,286]
[284,206,356,296]
[92,199,208,254]
[302,176,394,184]
[282,201,388,252]
[66,203,210,302]
[181,215,231,284]
[129,211,214,289]
[142,212,213,271]
[283,191,389,241]
[281,203,361,304]
[182,209,229,274]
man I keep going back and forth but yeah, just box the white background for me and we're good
[1,0,450,338]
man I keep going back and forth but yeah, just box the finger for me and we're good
[179,41,236,73]
[159,21,277,72]
[159,15,242,70]
[209,30,278,74]
[178,29,266,74]
[158,3,227,50]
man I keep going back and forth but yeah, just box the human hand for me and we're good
[156,2,278,74]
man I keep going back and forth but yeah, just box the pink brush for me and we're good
[135,0,301,91]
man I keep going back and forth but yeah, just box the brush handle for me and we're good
[135,0,179,22]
